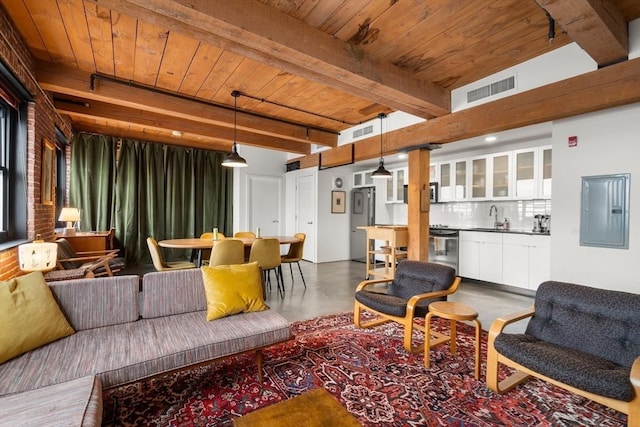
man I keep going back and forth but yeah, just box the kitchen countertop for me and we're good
[431,227,550,236]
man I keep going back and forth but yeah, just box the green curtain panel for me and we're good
[70,133,233,265]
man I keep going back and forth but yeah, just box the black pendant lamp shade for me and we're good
[222,91,248,168]
[371,113,392,179]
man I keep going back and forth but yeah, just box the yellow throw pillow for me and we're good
[0,271,75,364]
[201,262,268,321]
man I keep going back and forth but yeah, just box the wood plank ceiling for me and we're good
[3,0,640,155]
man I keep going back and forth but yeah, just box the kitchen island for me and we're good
[357,225,408,280]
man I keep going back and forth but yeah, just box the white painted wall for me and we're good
[232,145,287,234]
[551,103,640,293]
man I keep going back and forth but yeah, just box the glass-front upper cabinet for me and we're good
[471,157,487,199]
[439,163,452,201]
[540,146,552,198]
[513,146,552,199]
[455,160,467,200]
[430,164,437,182]
[492,153,510,198]
[385,167,407,203]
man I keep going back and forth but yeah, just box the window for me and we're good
[0,63,30,244]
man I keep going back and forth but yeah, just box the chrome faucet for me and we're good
[489,204,500,229]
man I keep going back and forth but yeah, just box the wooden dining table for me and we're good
[158,236,300,267]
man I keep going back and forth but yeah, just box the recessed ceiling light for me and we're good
[171,130,183,137]
[398,153,407,159]
[485,136,497,142]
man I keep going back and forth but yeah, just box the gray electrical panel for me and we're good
[580,173,630,249]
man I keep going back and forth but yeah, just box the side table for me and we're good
[424,301,482,379]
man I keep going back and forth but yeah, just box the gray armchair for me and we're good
[354,260,461,353]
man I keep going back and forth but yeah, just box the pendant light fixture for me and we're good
[222,90,248,168]
[371,113,392,179]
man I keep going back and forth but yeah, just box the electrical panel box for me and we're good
[580,173,630,249]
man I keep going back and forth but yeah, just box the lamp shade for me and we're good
[18,239,58,272]
[58,207,80,222]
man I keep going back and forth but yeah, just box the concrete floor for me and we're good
[263,260,533,333]
[124,260,534,334]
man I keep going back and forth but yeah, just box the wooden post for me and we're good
[407,149,430,261]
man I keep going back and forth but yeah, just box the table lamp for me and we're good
[18,236,58,272]
[58,207,80,236]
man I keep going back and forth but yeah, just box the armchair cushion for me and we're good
[355,260,457,318]
[494,333,633,401]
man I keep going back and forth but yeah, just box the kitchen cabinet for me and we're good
[502,234,550,290]
[440,160,467,201]
[470,152,510,200]
[385,167,407,203]
[459,231,503,283]
[353,170,374,187]
[513,146,551,199]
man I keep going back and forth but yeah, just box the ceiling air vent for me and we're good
[467,76,515,103]
[352,125,374,139]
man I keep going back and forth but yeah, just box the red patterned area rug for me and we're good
[102,312,626,426]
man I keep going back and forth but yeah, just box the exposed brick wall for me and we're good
[0,5,72,280]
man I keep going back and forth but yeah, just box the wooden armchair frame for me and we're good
[56,249,119,277]
[487,307,640,426]
[354,275,461,353]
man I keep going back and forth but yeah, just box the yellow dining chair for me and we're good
[209,239,245,266]
[200,231,226,264]
[249,238,284,297]
[281,233,306,288]
[234,231,256,238]
[146,237,196,271]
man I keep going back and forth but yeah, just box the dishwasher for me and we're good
[428,227,459,274]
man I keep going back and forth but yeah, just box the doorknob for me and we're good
[272,220,279,223]
[307,221,313,224]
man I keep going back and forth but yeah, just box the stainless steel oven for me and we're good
[428,227,458,274]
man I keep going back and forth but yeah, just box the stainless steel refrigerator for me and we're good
[350,187,375,262]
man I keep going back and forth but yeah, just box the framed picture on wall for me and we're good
[331,190,346,214]
[41,138,54,205]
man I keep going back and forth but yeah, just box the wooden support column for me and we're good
[407,149,430,261]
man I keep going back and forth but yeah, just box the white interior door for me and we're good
[295,174,316,262]
[248,175,283,236]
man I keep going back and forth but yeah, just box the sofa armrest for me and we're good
[488,306,535,342]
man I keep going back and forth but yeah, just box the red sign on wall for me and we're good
[568,136,578,147]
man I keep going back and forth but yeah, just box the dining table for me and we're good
[158,236,300,267]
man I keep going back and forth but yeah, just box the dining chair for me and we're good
[234,231,256,238]
[249,238,284,297]
[199,231,226,264]
[146,237,196,271]
[280,232,306,288]
[209,238,245,266]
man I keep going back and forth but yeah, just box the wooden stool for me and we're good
[424,301,482,379]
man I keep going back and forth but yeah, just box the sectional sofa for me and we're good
[0,268,292,426]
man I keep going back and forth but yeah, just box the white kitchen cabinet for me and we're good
[385,167,407,203]
[469,152,511,200]
[353,170,374,187]
[459,231,503,283]
[513,146,551,199]
[502,234,550,290]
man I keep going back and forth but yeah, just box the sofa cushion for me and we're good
[0,375,102,427]
[494,333,633,401]
[526,281,640,368]
[201,262,268,321]
[0,272,75,364]
[48,275,139,330]
[141,269,206,318]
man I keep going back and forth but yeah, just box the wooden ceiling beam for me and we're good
[71,122,231,152]
[37,62,335,148]
[534,0,628,66]
[85,0,450,118]
[56,98,311,154]
[291,57,640,165]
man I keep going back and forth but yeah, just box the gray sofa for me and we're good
[0,269,292,426]
[487,281,640,426]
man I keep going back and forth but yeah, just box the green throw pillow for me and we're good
[0,271,75,364]
[201,262,268,321]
